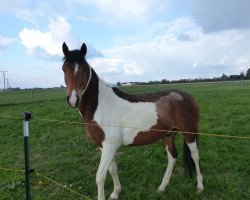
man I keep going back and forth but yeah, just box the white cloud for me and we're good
[89,57,143,77]
[89,17,250,82]
[19,17,70,59]
[8,62,65,89]
[193,0,250,33]
[48,16,71,39]
[92,0,149,21]
[3,1,250,88]
[19,17,102,60]
[0,0,53,24]
[0,0,26,13]
[74,0,166,22]
[89,58,123,75]
[19,16,103,60]
[123,62,143,76]
[0,35,17,49]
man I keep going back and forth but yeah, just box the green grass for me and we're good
[0,81,250,200]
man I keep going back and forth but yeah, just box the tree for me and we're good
[221,74,228,81]
[117,82,121,87]
[246,68,250,80]
[239,72,245,80]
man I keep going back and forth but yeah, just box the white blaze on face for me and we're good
[68,63,79,107]
[69,89,78,107]
[74,63,79,75]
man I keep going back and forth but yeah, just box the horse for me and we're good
[61,42,204,200]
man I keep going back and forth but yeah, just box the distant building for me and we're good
[120,82,133,87]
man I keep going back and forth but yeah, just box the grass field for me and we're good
[0,81,250,200]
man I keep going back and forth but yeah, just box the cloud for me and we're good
[0,35,17,52]
[19,17,70,60]
[193,0,250,33]
[0,0,49,23]
[19,17,102,60]
[74,0,166,22]
[89,17,250,82]
[85,43,103,58]
[8,61,65,89]
[89,58,122,74]
[0,0,26,13]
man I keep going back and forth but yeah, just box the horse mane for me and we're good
[63,50,86,64]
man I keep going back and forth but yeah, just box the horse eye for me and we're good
[62,65,65,72]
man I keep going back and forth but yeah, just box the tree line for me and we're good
[118,68,250,86]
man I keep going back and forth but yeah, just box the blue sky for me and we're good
[0,0,250,88]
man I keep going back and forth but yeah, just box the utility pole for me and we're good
[6,79,10,90]
[0,70,8,90]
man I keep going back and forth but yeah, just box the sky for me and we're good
[0,0,250,88]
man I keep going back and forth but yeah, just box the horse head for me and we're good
[62,42,92,108]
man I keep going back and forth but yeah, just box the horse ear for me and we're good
[62,42,69,56]
[80,43,87,56]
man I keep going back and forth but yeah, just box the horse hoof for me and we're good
[197,183,204,193]
[108,198,118,200]
[157,186,165,192]
[197,188,204,193]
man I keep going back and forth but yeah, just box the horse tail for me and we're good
[183,139,196,178]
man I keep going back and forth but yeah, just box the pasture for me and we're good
[0,81,250,200]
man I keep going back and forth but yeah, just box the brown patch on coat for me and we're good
[130,91,199,146]
[157,91,199,144]
[77,70,106,147]
[163,131,178,158]
[112,87,174,102]
[85,121,105,147]
[130,120,171,146]
[63,62,75,96]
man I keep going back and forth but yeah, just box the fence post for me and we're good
[22,112,32,200]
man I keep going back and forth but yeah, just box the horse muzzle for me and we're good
[67,91,80,108]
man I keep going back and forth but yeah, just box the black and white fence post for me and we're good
[22,112,32,200]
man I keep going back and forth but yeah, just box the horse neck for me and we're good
[79,69,114,121]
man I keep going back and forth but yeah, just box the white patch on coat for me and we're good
[158,146,176,192]
[169,92,183,101]
[74,63,79,75]
[93,79,158,146]
[186,141,204,191]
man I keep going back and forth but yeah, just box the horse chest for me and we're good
[85,122,105,147]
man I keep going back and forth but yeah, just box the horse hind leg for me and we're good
[185,139,204,192]
[158,132,178,192]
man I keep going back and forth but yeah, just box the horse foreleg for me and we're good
[108,158,121,200]
[186,140,204,191]
[96,144,118,200]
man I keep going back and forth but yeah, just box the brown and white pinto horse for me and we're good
[62,42,204,200]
